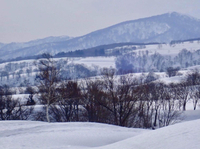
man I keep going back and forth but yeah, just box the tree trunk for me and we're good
[194,100,198,110]
[183,101,186,111]
[153,109,158,127]
[46,105,50,123]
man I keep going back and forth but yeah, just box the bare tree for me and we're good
[80,69,139,127]
[186,69,200,85]
[35,53,60,122]
[0,85,34,120]
[100,69,139,126]
[134,82,183,129]
[50,80,82,122]
[191,86,200,110]
[25,86,36,106]
[158,85,182,127]
[81,78,109,123]
[136,84,154,128]
[116,76,138,127]
[148,82,166,127]
[176,82,191,111]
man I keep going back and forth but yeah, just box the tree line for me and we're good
[116,48,200,74]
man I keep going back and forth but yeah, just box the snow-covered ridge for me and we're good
[168,11,200,22]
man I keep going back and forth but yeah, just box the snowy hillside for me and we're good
[1,12,200,60]
[104,40,200,57]
[0,36,72,60]
[114,40,200,73]
[96,119,200,149]
[0,113,200,149]
[0,121,148,149]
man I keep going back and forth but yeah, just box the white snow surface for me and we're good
[0,121,147,149]
[1,117,200,149]
[96,119,200,149]
[70,56,116,68]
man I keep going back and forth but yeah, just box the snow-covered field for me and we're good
[0,121,148,149]
[69,56,116,68]
[0,115,199,149]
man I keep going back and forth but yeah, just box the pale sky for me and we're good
[1,0,200,43]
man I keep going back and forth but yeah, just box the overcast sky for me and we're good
[1,0,200,43]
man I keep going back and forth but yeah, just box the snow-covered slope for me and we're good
[1,12,200,60]
[96,119,200,149]
[0,117,200,149]
[0,121,147,149]
[0,36,72,59]
[79,12,200,44]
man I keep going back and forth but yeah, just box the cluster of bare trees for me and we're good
[34,55,200,128]
[33,55,186,128]
[0,85,34,120]
[80,71,185,128]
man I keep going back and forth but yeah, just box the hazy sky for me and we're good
[1,0,200,43]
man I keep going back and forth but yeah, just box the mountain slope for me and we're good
[0,36,72,60]
[1,12,200,60]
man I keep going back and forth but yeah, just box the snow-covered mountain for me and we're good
[75,12,200,44]
[0,36,72,60]
[1,12,200,60]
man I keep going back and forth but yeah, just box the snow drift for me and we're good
[0,119,200,149]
